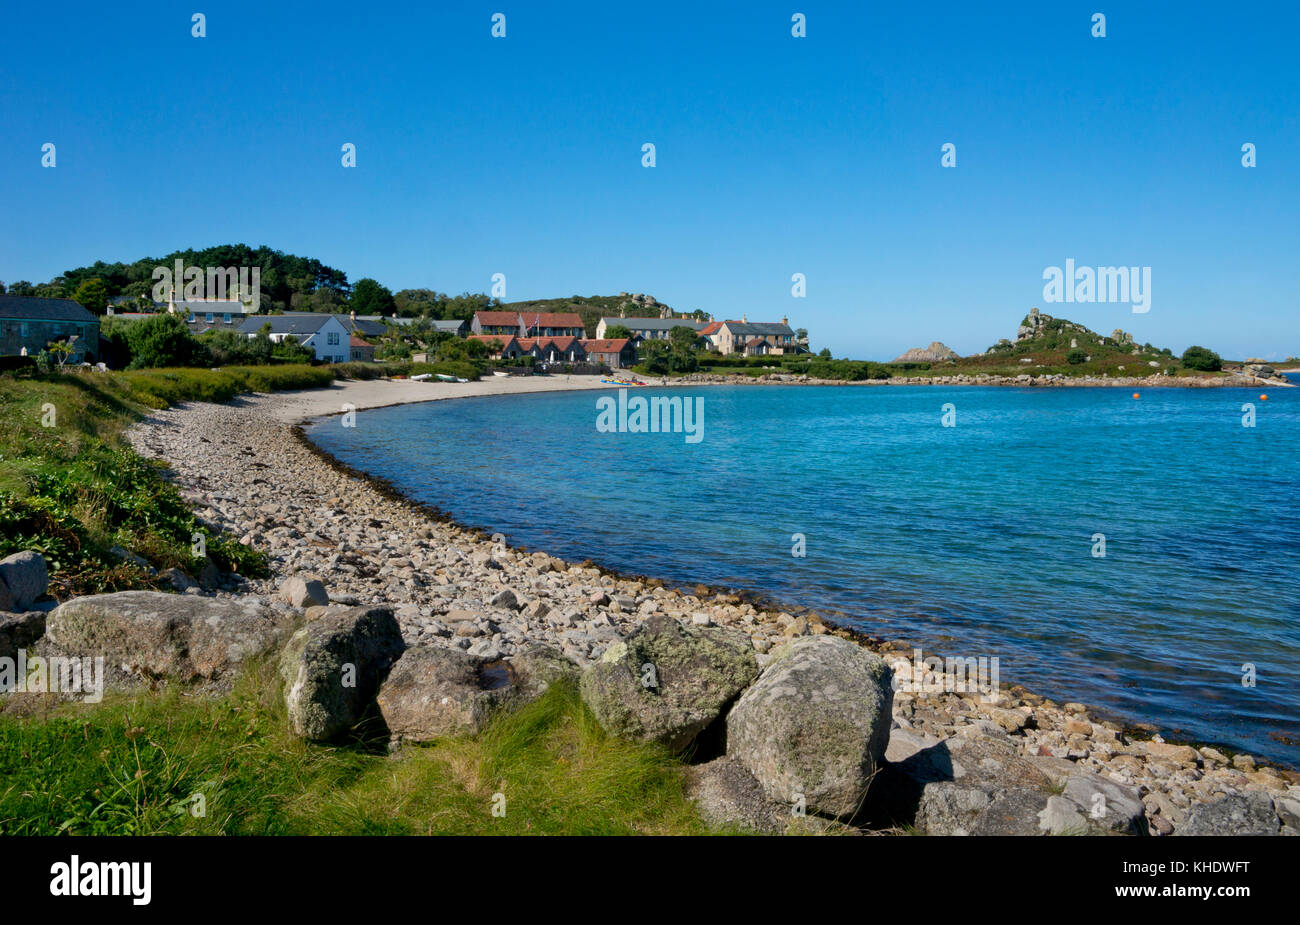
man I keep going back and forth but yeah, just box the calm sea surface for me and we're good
[308,381,1300,763]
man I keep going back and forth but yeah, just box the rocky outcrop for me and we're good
[0,551,49,611]
[280,604,404,741]
[893,342,958,363]
[46,591,290,682]
[726,635,893,818]
[579,614,758,752]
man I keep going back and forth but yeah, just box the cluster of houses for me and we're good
[465,309,804,367]
[0,290,806,370]
[466,310,636,368]
[592,313,803,357]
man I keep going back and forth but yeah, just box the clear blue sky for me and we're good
[2,1,1296,360]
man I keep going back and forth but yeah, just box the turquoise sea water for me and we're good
[308,382,1300,763]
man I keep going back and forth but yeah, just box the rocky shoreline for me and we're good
[673,371,1293,388]
[16,377,1288,835]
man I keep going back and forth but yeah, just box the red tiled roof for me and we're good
[467,334,517,352]
[699,322,723,336]
[516,336,583,352]
[582,338,630,354]
[474,311,520,326]
[349,335,372,347]
[519,312,583,330]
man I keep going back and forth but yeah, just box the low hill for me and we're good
[890,308,1190,379]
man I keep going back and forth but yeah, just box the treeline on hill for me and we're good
[0,244,504,321]
[83,313,487,382]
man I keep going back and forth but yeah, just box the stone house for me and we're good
[0,296,100,362]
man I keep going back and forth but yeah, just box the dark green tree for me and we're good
[350,278,396,316]
[72,278,109,314]
[1181,345,1222,371]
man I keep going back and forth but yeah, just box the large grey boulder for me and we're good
[280,604,404,741]
[580,614,758,752]
[726,635,893,818]
[0,611,46,662]
[0,551,49,611]
[46,591,290,681]
[377,646,511,742]
[1176,792,1280,836]
[870,729,1146,835]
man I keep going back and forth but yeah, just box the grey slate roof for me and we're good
[431,319,468,333]
[237,314,334,336]
[282,312,388,337]
[724,321,795,337]
[0,296,98,323]
[600,317,707,331]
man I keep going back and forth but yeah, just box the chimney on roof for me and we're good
[782,315,788,326]
[742,314,747,323]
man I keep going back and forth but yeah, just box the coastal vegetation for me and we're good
[0,359,472,597]
[0,369,275,597]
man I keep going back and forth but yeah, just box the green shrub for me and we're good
[1181,345,1222,371]
[1066,348,1087,365]
[121,314,210,369]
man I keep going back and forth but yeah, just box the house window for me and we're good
[187,313,196,323]
[327,331,340,346]
[224,313,232,324]
[20,322,29,337]
[206,313,214,323]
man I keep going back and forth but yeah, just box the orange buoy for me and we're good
[1260,394,1268,400]
[1132,392,1140,399]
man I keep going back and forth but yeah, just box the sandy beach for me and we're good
[264,373,621,423]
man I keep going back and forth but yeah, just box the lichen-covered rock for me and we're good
[0,551,49,611]
[280,605,403,741]
[377,645,509,742]
[1176,792,1281,836]
[726,635,893,818]
[579,614,758,752]
[507,645,580,699]
[46,591,289,681]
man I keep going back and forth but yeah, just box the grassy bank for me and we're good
[0,359,489,596]
[0,662,714,835]
[0,361,421,596]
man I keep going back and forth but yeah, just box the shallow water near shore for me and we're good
[307,383,1300,764]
